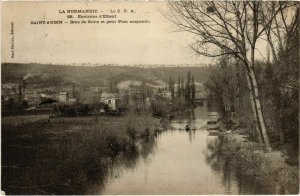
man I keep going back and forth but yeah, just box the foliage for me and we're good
[168,76,175,99]
[205,57,243,116]
[53,103,92,117]
[1,98,29,116]
[151,97,171,117]
[263,18,299,147]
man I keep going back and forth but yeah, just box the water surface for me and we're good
[91,106,285,194]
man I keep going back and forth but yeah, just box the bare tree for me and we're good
[166,1,292,151]
[260,2,299,63]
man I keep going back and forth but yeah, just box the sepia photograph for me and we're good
[1,1,299,195]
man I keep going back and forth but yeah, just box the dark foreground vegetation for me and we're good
[1,113,158,194]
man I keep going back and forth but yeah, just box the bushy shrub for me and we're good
[53,103,92,117]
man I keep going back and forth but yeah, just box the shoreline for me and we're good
[222,132,299,194]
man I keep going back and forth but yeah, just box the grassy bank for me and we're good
[222,132,299,194]
[1,113,159,194]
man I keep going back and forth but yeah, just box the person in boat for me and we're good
[185,124,190,131]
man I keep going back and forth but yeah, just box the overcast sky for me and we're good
[2,1,270,66]
[2,1,216,65]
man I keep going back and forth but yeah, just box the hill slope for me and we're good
[1,63,211,89]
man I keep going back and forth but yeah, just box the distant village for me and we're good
[2,76,208,116]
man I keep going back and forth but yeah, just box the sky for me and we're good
[2,1,214,66]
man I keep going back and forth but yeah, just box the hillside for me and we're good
[1,63,211,89]
[149,67,211,83]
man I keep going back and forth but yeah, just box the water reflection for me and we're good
[204,136,224,172]
[86,136,157,194]
[188,129,194,143]
[98,106,232,194]
[203,136,239,194]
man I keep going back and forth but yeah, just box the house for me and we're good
[24,90,40,106]
[69,98,77,103]
[157,89,172,99]
[2,82,20,90]
[100,92,119,111]
[1,82,20,101]
[59,91,69,103]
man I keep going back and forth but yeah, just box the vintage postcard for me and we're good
[1,1,299,195]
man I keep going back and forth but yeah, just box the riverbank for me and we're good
[1,113,159,194]
[222,132,299,194]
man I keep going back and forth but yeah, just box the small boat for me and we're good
[185,125,190,131]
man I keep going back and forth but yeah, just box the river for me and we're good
[87,105,280,195]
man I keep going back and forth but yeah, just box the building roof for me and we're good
[101,92,117,99]
[59,91,68,95]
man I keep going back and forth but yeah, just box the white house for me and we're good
[59,91,69,103]
[69,98,77,103]
[100,92,119,111]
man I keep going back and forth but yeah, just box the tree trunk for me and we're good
[249,5,272,152]
[236,60,240,110]
[279,114,288,145]
[267,36,278,63]
[235,19,240,110]
[246,73,264,146]
[249,66,272,151]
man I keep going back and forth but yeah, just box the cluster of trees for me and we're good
[264,14,299,147]
[121,81,154,114]
[205,57,241,116]
[2,98,29,116]
[52,102,125,117]
[53,103,92,117]
[151,71,197,118]
[168,70,196,103]
[167,1,299,152]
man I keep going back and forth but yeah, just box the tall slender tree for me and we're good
[191,75,196,100]
[177,77,181,97]
[169,76,175,100]
[185,71,192,102]
[181,77,185,99]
